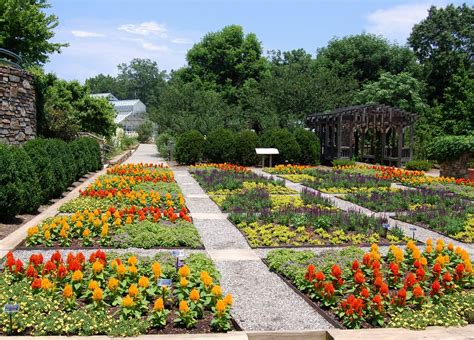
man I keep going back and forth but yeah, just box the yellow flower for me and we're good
[92,287,103,301]
[128,256,138,266]
[101,224,109,237]
[179,300,189,313]
[138,276,149,289]
[83,229,91,238]
[370,244,378,252]
[152,262,161,278]
[126,216,133,224]
[75,221,83,228]
[420,257,428,266]
[122,295,134,307]
[128,265,138,275]
[154,298,164,311]
[41,278,53,290]
[63,284,73,299]
[189,288,200,302]
[116,264,126,277]
[92,261,104,274]
[211,285,222,297]
[71,269,83,281]
[216,299,226,313]
[178,265,190,278]
[44,230,51,240]
[88,280,99,291]
[128,284,138,297]
[223,294,233,306]
[108,277,119,291]
[180,277,188,287]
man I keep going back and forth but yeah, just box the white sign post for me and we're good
[255,148,279,167]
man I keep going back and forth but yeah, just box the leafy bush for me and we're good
[293,128,320,165]
[176,130,205,165]
[405,160,432,171]
[427,135,474,162]
[234,130,260,165]
[204,128,236,163]
[136,120,154,143]
[155,132,176,160]
[332,159,356,167]
[0,144,41,220]
[260,128,301,164]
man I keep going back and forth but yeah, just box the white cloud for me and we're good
[366,2,446,42]
[142,42,170,52]
[118,21,168,37]
[71,30,106,38]
[171,37,191,44]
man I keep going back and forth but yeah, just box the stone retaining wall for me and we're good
[440,153,471,178]
[0,65,36,144]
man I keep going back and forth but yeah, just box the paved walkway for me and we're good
[252,168,474,256]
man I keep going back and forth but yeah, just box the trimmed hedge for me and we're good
[427,135,474,162]
[1,137,102,222]
[235,130,260,165]
[405,160,432,171]
[0,144,41,220]
[332,159,356,167]
[176,130,205,165]
[204,128,236,163]
[293,128,320,165]
[261,129,301,164]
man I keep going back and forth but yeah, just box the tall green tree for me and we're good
[0,0,67,65]
[183,25,268,102]
[408,4,473,103]
[85,74,126,99]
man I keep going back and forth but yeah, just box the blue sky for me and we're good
[44,0,462,82]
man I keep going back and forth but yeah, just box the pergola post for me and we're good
[336,114,342,158]
[397,126,403,167]
[409,124,414,161]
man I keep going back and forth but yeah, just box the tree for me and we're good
[183,25,268,102]
[355,72,428,113]
[408,4,473,103]
[85,74,126,99]
[136,120,154,143]
[315,34,420,86]
[75,96,116,138]
[0,0,67,65]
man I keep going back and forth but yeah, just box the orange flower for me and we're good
[63,284,73,298]
[128,265,138,275]
[92,287,103,301]
[128,256,138,266]
[129,284,139,297]
[88,280,99,291]
[223,294,233,306]
[108,277,119,291]
[179,300,189,313]
[41,277,53,290]
[116,264,126,277]
[201,271,213,287]
[152,262,161,278]
[189,288,200,302]
[83,229,91,238]
[154,298,164,311]
[180,277,188,287]
[215,299,226,313]
[211,285,222,297]
[92,260,104,274]
[72,270,83,282]
[178,265,190,278]
[122,295,134,307]
[138,275,150,288]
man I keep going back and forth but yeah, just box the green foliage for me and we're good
[155,132,176,160]
[292,128,320,165]
[405,160,432,171]
[426,135,474,162]
[332,159,356,167]
[234,130,260,165]
[74,96,116,138]
[204,128,236,163]
[0,144,41,220]
[176,130,205,165]
[0,0,67,66]
[136,120,154,143]
[261,128,301,164]
[408,4,473,102]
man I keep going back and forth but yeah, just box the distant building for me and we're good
[90,93,147,135]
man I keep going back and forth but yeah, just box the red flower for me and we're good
[443,272,452,283]
[331,264,342,278]
[432,263,442,276]
[354,270,365,284]
[26,265,37,278]
[372,261,381,271]
[29,254,43,266]
[360,287,370,299]
[76,252,85,264]
[374,276,383,289]
[455,264,464,280]
[372,294,383,312]
[315,271,325,281]
[396,288,407,306]
[389,262,399,276]
[305,264,315,281]
[413,285,424,298]
[31,278,41,289]
[379,283,389,296]
[68,260,81,272]
[6,251,15,270]
[362,253,371,266]
[51,250,62,263]
[352,260,359,271]
[89,250,106,264]
[324,282,335,297]
[43,260,56,274]
[416,267,426,281]
[404,272,417,288]
[14,259,24,273]
[430,280,441,296]
[413,260,421,268]
[57,264,68,279]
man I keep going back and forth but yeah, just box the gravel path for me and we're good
[173,166,333,331]
[252,168,474,256]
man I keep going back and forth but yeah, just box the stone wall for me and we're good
[0,65,36,144]
[440,153,471,178]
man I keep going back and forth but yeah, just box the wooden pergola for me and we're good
[306,104,417,167]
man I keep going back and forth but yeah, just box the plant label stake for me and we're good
[4,300,19,335]
[410,226,416,240]
[382,223,391,238]
[157,279,172,301]
[171,250,184,270]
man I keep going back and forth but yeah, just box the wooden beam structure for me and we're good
[306,104,417,166]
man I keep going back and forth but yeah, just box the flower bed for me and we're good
[1,251,234,335]
[265,240,473,329]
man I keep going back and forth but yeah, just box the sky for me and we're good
[44,0,463,82]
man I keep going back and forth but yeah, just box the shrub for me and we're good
[292,128,320,165]
[332,159,356,167]
[176,130,205,165]
[235,130,260,165]
[156,132,176,160]
[23,139,57,202]
[71,137,103,174]
[260,129,301,164]
[0,144,41,220]
[427,135,474,162]
[204,128,236,163]
[44,139,76,196]
[136,121,154,143]
[405,160,432,171]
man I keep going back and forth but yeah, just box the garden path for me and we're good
[251,168,474,256]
